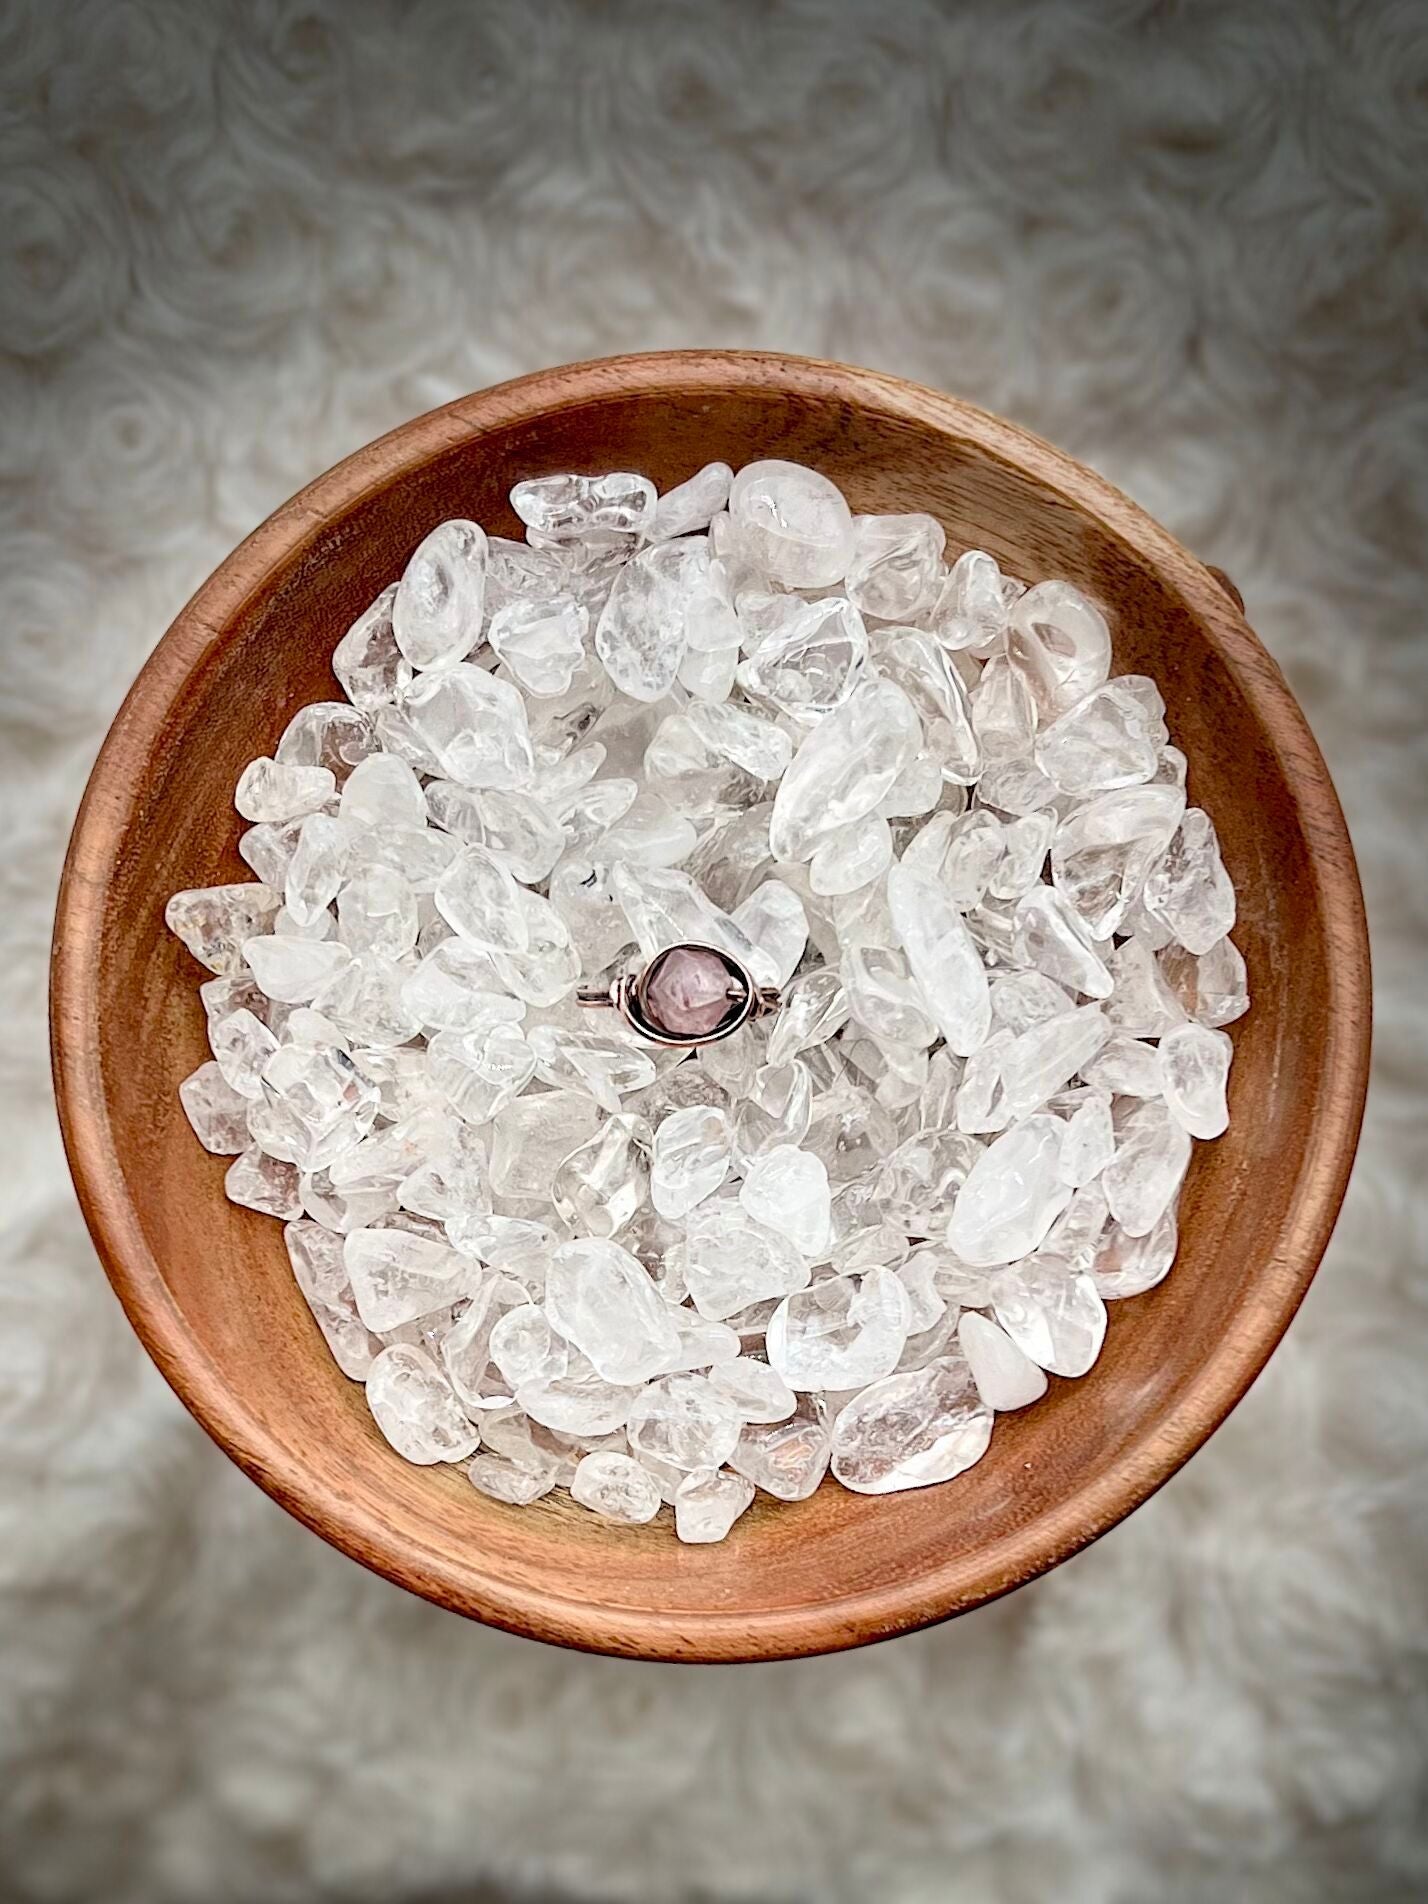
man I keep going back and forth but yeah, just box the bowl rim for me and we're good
[50,349,1372,1662]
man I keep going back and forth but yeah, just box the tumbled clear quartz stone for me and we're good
[333,585,410,711]
[728,459,854,588]
[570,1448,662,1522]
[990,1255,1107,1378]
[511,472,656,544]
[1103,1098,1191,1236]
[544,1238,680,1384]
[1159,1022,1233,1138]
[830,1354,992,1494]
[393,519,488,670]
[234,757,334,824]
[729,1393,832,1500]
[673,1466,755,1543]
[167,884,282,975]
[179,1061,253,1153]
[366,1344,481,1464]
[739,1144,831,1259]
[343,1226,471,1332]
[947,1115,1071,1267]
[651,1105,732,1219]
[488,595,588,698]
[626,1372,742,1471]
[957,1311,1048,1410]
[765,1267,911,1391]
[401,664,534,790]
[683,1203,811,1321]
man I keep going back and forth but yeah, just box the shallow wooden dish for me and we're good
[51,351,1370,1662]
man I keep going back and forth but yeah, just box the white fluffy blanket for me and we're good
[3,2,1425,1899]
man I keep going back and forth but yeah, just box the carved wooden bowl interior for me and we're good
[51,351,1370,1661]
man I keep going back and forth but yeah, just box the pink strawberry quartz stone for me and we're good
[642,946,742,1038]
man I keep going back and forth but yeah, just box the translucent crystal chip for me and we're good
[488,594,588,698]
[674,1467,755,1544]
[393,518,488,670]
[729,1393,832,1500]
[649,462,733,541]
[225,1144,302,1219]
[829,1355,992,1494]
[333,585,411,710]
[650,1104,732,1220]
[544,1238,681,1384]
[1034,681,1159,795]
[366,1344,481,1464]
[728,459,854,588]
[683,1202,811,1321]
[1142,808,1237,954]
[167,883,282,976]
[887,862,990,1057]
[737,595,869,725]
[1007,579,1111,717]
[844,512,945,621]
[234,757,335,825]
[343,1226,472,1332]
[708,1355,796,1424]
[401,663,534,790]
[1051,784,1185,940]
[1103,1098,1191,1236]
[627,1372,742,1471]
[179,1061,253,1153]
[1159,1022,1233,1138]
[765,1266,911,1391]
[947,1114,1071,1267]
[242,934,352,1005]
[739,1144,831,1259]
[284,1220,379,1378]
[570,1449,662,1523]
[990,1254,1107,1378]
[769,680,921,861]
[956,1310,1048,1410]
[551,1113,652,1238]
[276,703,378,782]
[511,472,657,544]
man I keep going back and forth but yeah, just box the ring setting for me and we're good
[577,943,781,1049]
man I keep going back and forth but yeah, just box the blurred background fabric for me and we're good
[3,1,1426,1899]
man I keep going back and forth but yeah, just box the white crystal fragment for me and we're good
[957,1311,1048,1410]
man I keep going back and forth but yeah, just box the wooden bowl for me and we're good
[51,351,1370,1661]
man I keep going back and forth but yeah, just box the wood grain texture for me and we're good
[50,351,1371,1662]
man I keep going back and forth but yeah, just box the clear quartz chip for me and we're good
[545,1238,681,1384]
[333,585,411,710]
[343,1226,472,1332]
[167,884,282,975]
[765,1267,911,1391]
[990,1255,1107,1377]
[1159,1022,1233,1138]
[947,1114,1071,1267]
[488,595,588,698]
[366,1344,481,1464]
[674,1467,755,1544]
[830,1355,992,1494]
[627,1373,742,1471]
[225,1145,302,1219]
[728,459,854,588]
[511,472,657,544]
[887,862,990,1057]
[729,1393,832,1500]
[179,1061,253,1153]
[1103,1098,1192,1236]
[570,1449,662,1523]
[737,596,869,725]
[1007,580,1111,717]
[401,664,534,790]
[769,680,922,861]
[683,1203,811,1321]
[234,757,334,824]
[739,1144,832,1259]
[845,512,945,621]
[393,519,488,670]
[649,462,733,541]
[957,1311,1048,1410]
[650,1105,733,1219]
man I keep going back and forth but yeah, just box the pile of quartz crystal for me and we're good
[167,459,1246,1539]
